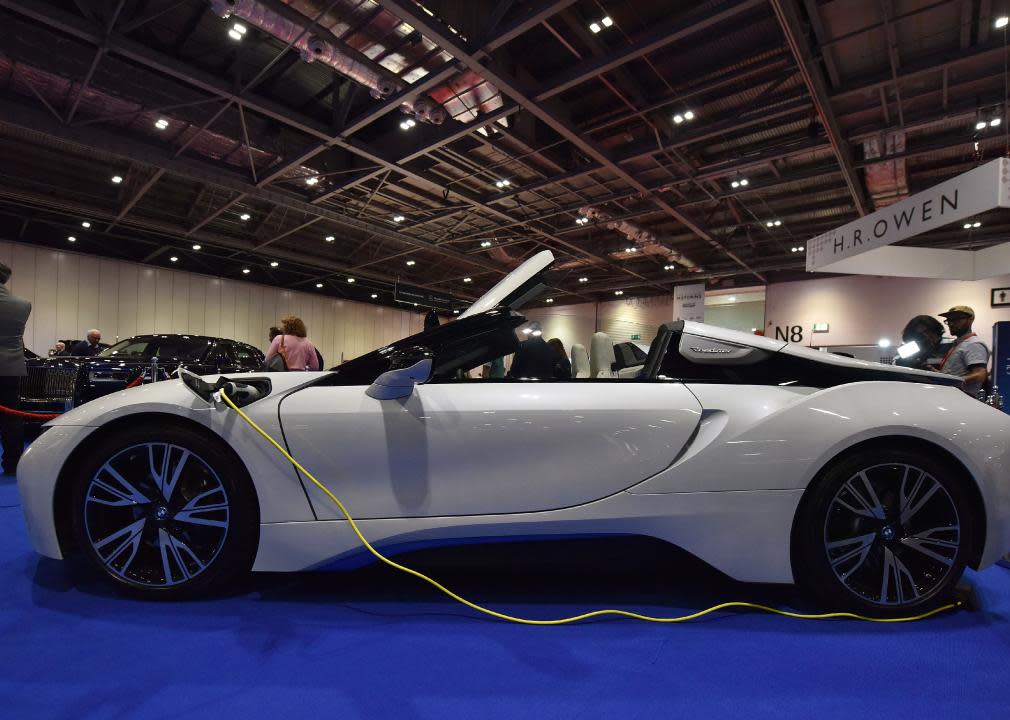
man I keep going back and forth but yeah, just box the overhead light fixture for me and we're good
[624,247,637,253]
[494,179,511,188]
[602,16,613,27]
[170,256,178,262]
[798,245,804,251]
[347,277,355,283]
[964,223,973,229]
[578,277,588,282]
[67,235,76,243]
[589,21,602,33]
[191,244,201,250]
[545,298,554,303]
[673,114,684,124]
[684,110,695,120]
[81,221,91,228]
[974,221,981,228]
[111,175,123,184]
[453,309,459,314]
[305,176,319,186]
[877,338,891,348]
[614,290,624,296]
[399,118,417,130]
[316,282,324,288]
[392,215,405,222]
[154,118,169,130]
[997,16,1009,28]
[239,213,251,221]
[270,261,279,267]
[663,264,675,270]
[480,240,492,247]
[463,277,472,283]
[766,221,775,227]
[992,118,1002,127]
[371,293,378,299]
[976,120,988,131]
[791,247,798,252]
[228,29,242,41]
[575,216,589,225]
[241,268,250,274]
[774,220,782,226]
[406,259,416,266]
[325,235,335,242]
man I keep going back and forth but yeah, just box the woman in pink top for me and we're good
[264,315,320,371]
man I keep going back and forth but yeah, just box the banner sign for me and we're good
[807,158,1009,271]
[673,283,705,323]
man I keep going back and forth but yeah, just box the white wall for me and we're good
[765,273,1010,348]
[0,240,424,363]
[526,295,675,351]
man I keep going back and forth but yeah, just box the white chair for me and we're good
[589,332,616,378]
[570,343,590,378]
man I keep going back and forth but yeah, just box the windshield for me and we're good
[99,337,210,362]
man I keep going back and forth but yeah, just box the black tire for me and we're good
[71,423,258,599]
[795,446,974,615]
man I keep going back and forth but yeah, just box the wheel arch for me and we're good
[52,412,260,558]
[789,435,987,578]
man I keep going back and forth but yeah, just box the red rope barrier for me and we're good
[0,405,62,421]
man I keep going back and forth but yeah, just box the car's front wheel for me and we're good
[795,447,974,615]
[71,423,258,598]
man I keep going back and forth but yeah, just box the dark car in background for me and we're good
[19,334,264,417]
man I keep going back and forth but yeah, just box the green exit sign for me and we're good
[812,322,830,333]
[631,334,641,340]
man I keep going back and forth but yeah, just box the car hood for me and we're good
[459,249,554,319]
[45,371,327,426]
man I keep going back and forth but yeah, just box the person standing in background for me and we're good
[0,261,31,475]
[70,329,102,356]
[936,306,989,396]
[264,315,320,372]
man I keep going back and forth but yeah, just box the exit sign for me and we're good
[631,334,641,340]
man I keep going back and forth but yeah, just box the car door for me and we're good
[279,378,702,520]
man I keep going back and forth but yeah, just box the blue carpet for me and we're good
[1,472,1009,719]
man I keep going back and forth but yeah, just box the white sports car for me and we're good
[16,251,1010,613]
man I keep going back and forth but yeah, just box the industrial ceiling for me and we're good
[0,0,1006,310]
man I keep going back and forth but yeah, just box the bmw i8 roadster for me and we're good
[16,250,1010,613]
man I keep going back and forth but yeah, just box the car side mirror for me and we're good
[366,358,433,400]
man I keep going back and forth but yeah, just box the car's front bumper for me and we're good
[17,424,99,559]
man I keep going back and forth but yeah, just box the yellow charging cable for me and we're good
[219,390,960,624]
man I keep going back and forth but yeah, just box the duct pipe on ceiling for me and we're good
[578,206,701,272]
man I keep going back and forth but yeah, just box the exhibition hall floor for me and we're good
[2,473,1008,719]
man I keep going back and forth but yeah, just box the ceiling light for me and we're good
[964,223,972,229]
[878,338,891,348]
[239,213,251,221]
[392,215,405,222]
[228,29,242,41]
[766,221,775,227]
[739,178,748,186]
[154,118,169,130]
[495,179,511,188]
[664,264,674,270]
[589,21,602,33]
[974,221,981,228]
[270,261,279,267]
[191,244,201,250]
[325,235,335,242]
[731,180,740,188]
[316,283,324,288]
[463,277,472,283]
[170,256,178,262]
[997,16,1009,28]
[305,176,319,186]
[67,235,76,242]
[233,22,246,35]
[578,277,588,282]
[602,16,613,27]
[976,120,987,130]
[453,309,459,314]
[371,293,378,299]
[545,298,554,303]
[480,240,492,247]
[799,245,804,251]
[673,114,684,124]
[624,247,637,253]
[81,221,91,228]
[575,217,589,225]
[684,110,695,121]
[413,303,418,307]
[399,118,417,130]
[774,220,782,226]
[406,259,416,266]
[241,268,250,274]
[111,175,123,184]
[992,118,1002,127]
[791,247,798,252]
[347,277,355,283]
[614,290,624,296]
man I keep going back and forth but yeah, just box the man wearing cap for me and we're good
[936,305,989,396]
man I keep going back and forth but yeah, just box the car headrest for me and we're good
[590,332,616,378]
[570,343,590,378]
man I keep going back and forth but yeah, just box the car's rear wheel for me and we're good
[795,447,973,615]
[71,424,258,598]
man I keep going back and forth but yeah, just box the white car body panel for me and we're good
[15,310,1010,587]
[458,250,553,319]
[280,382,703,519]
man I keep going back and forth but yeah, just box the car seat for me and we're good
[570,343,590,378]
[590,332,616,378]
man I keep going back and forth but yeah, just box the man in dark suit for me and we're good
[0,261,32,475]
[70,329,103,356]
